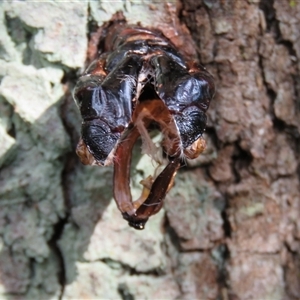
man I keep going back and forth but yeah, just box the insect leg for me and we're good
[113,125,141,217]
[123,157,181,230]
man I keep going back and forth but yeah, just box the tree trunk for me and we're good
[0,1,299,299]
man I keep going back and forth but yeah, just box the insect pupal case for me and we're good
[73,19,216,229]
[74,54,142,165]
[74,77,121,165]
[99,54,142,129]
[74,74,106,119]
[151,54,215,148]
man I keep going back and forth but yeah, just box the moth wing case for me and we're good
[74,54,143,165]
[151,54,215,149]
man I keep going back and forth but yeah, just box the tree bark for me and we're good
[0,1,299,299]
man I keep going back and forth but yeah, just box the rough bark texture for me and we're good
[0,0,299,299]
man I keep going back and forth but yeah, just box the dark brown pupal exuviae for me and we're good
[73,18,215,229]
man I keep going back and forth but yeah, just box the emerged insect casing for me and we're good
[73,18,215,229]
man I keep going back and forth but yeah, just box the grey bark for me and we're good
[0,1,299,299]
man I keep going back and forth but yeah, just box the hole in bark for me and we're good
[232,144,253,183]
[7,122,16,139]
[163,214,183,252]
[273,118,286,132]
[205,127,220,149]
[118,283,135,300]
[48,217,68,300]
[215,244,230,291]
[259,0,284,43]
[259,0,275,27]
[61,70,78,85]
[221,205,231,238]
[88,20,99,39]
